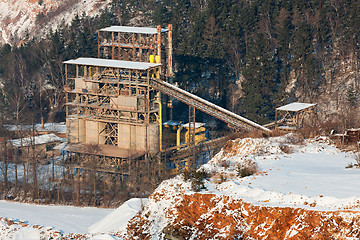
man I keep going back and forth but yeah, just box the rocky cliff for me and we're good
[0,0,111,45]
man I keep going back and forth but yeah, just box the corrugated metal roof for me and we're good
[63,58,161,70]
[276,102,317,112]
[99,26,168,34]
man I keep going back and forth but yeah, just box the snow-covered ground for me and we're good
[202,135,360,210]
[89,198,147,234]
[0,200,112,234]
[1,134,360,238]
[0,198,145,239]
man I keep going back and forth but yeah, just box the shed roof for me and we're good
[276,102,317,112]
[10,133,62,148]
[99,26,168,34]
[181,122,206,129]
[63,58,161,70]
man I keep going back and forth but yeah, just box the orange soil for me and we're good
[127,193,360,239]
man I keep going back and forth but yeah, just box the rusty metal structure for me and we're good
[63,24,271,176]
[97,25,173,77]
[64,25,172,176]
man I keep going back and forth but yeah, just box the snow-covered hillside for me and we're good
[127,134,360,239]
[0,0,111,45]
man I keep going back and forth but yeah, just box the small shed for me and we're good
[275,102,317,131]
[9,133,63,162]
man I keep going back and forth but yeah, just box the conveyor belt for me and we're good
[151,79,271,133]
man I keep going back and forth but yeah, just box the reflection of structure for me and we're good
[275,102,317,131]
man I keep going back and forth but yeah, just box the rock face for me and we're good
[128,192,360,240]
[0,0,111,45]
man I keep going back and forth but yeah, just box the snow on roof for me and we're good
[181,122,206,129]
[99,26,168,34]
[53,142,68,150]
[5,123,66,133]
[10,133,62,148]
[63,57,162,70]
[276,102,316,112]
[163,120,181,126]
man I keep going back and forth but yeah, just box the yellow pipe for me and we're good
[176,126,184,149]
[150,55,155,63]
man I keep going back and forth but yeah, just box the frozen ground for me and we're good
[201,135,360,210]
[1,134,360,238]
[0,200,112,234]
[0,198,145,239]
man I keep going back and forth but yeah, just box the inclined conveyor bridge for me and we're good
[151,78,271,133]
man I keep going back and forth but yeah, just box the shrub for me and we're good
[237,161,258,178]
[346,162,354,169]
[237,166,254,178]
[354,152,360,166]
[279,143,293,154]
[182,169,208,192]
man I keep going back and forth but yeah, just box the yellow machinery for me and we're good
[184,126,206,145]
[176,124,206,148]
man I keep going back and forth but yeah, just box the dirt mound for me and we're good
[127,193,360,239]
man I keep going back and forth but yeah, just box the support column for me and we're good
[188,106,196,145]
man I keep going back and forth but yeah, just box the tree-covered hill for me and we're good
[0,0,359,129]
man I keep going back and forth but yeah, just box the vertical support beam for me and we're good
[188,106,196,145]
[139,34,142,61]
[275,109,278,130]
[117,68,120,96]
[145,70,150,153]
[135,70,139,96]
[167,24,173,77]
[153,34,157,57]
[157,92,162,152]
[118,32,121,60]
[296,112,300,129]
[84,66,87,78]
[132,33,136,61]
[111,32,115,59]
[65,64,69,118]
[128,70,132,95]
[157,25,162,63]
[76,65,79,79]
[97,31,100,58]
